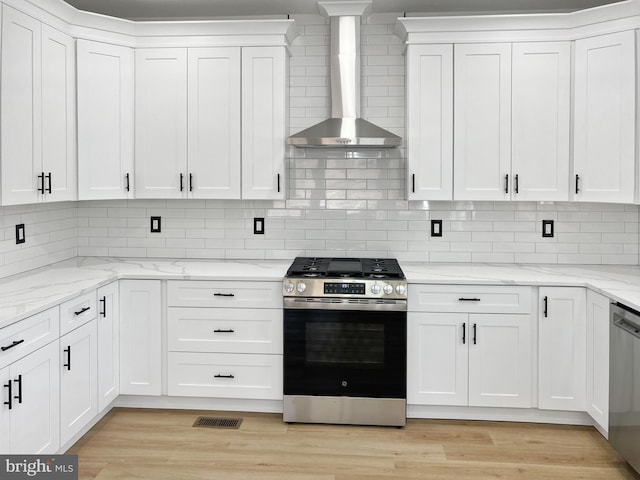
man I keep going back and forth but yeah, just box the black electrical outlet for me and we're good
[254,217,265,235]
[431,219,443,237]
[542,219,554,238]
[150,216,161,233]
[15,224,25,244]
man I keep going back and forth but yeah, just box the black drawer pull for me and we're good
[214,329,235,333]
[46,173,52,194]
[38,172,45,194]
[462,323,466,345]
[214,374,235,379]
[473,323,477,345]
[458,297,481,302]
[13,374,22,404]
[1,339,24,352]
[63,346,71,371]
[74,306,90,315]
[3,380,12,410]
[214,293,235,297]
[125,173,130,192]
[543,296,548,318]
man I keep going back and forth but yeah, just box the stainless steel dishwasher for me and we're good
[609,302,640,474]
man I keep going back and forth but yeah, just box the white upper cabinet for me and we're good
[1,5,76,206]
[77,40,134,200]
[454,43,512,201]
[241,46,287,200]
[574,31,636,203]
[187,47,241,199]
[511,42,570,201]
[406,44,453,200]
[135,48,188,199]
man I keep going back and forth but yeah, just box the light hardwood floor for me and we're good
[67,408,639,479]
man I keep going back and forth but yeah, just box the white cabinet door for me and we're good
[512,42,570,201]
[454,43,511,201]
[468,314,532,408]
[1,5,42,206]
[188,47,241,199]
[97,282,119,412]
[9,341,60,454]
[60,319,97,446]
[77,40,134,200]
[135,49,188,199]
[0,366,10,454]
[241,46,287,200]
[119,280,162,396]
[406,44,453,200]
[574,31,635,203]
[41,24,76,202]
[407,312,468,406]
[586,290,610,433]
[538,287,586,411]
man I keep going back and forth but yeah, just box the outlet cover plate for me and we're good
[15,224,25,244]
[431,219,443,237]
[254,217,265,235]
[542,220,554,238]
[150,216,161,233]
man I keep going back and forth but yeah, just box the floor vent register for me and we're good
[193,416,243,429]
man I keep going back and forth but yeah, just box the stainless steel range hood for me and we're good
[288,2,401,148]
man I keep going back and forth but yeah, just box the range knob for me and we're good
[383,284,393,295]
[371,284,382,295]
[284,282,295,293]
[396,284,406,295]
[296,282,307,293]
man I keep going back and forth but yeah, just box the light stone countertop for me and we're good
[1,257,640,329]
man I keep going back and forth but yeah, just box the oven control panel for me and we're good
[283,279,407,299]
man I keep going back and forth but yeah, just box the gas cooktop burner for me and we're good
[285,257,405,280]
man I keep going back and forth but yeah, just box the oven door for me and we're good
[283,302,406,399]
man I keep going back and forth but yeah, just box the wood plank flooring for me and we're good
[67,408,639,479]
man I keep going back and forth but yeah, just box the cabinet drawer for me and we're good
[409,285,532,313]
[167,352,282,400]
[168,308,282,354]
[60,291,97,335]
[0,307,60,369]
[167,281,282,308]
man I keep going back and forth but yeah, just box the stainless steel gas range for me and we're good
[282,257,407,427]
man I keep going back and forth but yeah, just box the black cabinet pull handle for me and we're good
[462,323,466,345]
[1,339,24,352]
[38,172,45,194]
[189,173,193,192]
[214,374,235,379]
[412,174,416,193]
[214,329,235,333]
[214,293,235,297]
[46,173,52,194]
[543,296,548,318]
[504,174,509,194]
[13,374,22,404]
[63,346,71,371]
[277,173,281,193]
[74,306,90,316]
[458,297,481,302]
[473,323,477,345]
[126,173,130,192]
[515,174,519,194]
[180,173,184,192]
[575,174,580,194]
[3,380,12,410]
[100,296,107,317]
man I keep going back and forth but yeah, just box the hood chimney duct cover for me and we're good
[287,1,401,147]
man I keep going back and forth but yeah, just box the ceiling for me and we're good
[63,0,624,21]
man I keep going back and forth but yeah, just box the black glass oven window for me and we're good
[305,322,384,366]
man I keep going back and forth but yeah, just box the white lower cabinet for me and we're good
[119,280,162,396]
[168,352,282,399]
[538,287,586,411]
[586,290,610,433]
[60,319,98,446]
[408,312,533,408]
[6,341,60,454]
[97,282,119,411]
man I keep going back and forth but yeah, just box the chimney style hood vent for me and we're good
[288,1,401,148]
